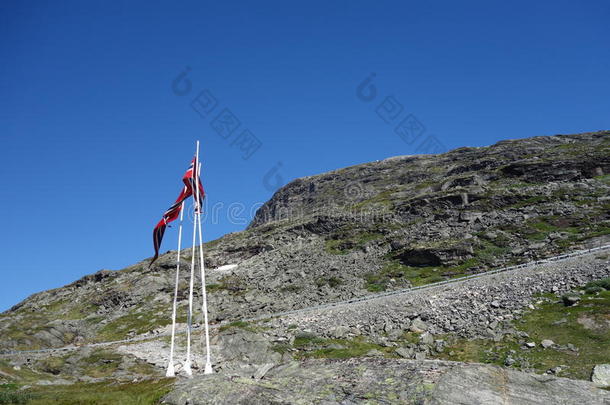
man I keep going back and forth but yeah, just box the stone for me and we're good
[432,363,610,405]
[592,364,610,388]
[387,329,403,341]
[366,349,384,357]
[330,326,350,339]
[490,300,501,308]
[562,295,580,306]
[420,332,434,345]
[541,339,554,349]
[253,363,275,380]
[525,342,536,348]
[395,347,414,359]
[163,360,610,405]
[410,318,428,332]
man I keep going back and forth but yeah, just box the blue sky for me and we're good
[1,0,608,311]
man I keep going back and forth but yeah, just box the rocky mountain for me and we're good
[0,130,609,403]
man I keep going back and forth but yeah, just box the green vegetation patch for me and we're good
[350,190,395,211]
[509,195,549,209]
[80,349,123,378]
[315,276,342,288]
[0,360,47,384]
[365,257,481,292]
[290,334,396,360]
[594,174,610,185]
[474,240,509,265]
[518,216,582,243]
[0,383,34,405]
[325,231,383,255]
[37,355,68,376]
[95,307,169,342]
[20,378,174,405]
[435,283,610,380]
[205,283,224,292]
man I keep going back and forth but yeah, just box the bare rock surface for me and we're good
[592,364,610,388]
[431,362,610,405]
[160,358,610,405]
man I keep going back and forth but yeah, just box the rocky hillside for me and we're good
[1,131,609,352]
[1,130,609,404]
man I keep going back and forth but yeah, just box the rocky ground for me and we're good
[109,250,610,376]
[161,358,610,405]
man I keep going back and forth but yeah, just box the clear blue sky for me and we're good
[1,0,608,311]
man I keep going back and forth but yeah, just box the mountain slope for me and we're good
[1,130,609,353]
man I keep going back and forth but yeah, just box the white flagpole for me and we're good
[195,160,213,374]
[166,201,185,378]
[184,148,198,377]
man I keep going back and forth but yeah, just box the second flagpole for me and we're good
[195,159,213,374]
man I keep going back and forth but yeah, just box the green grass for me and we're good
[270,343,292,355]
[218,320,251,332]
[218,320,267,333]
[80,350,123,378]
[315,276,342,288]
[21,378,174,405]
[324,239,350,255]
[474,240,509,264]
[594,174,610,185]
[509,195,548,209]
[413,180,439,191]
[350,190,395,211]
[280,284,302,293]
[285,332,423,360]
[37,355,68,375]
[435,286,610,380]
[364,257,481,292]
[205,283,224,292]
[292,335,395,359]
[0,360,49,384]
[585,278,610,291]
[325,231,383,255]
[95,308,169,342]
[0,383,33,404]
[521,217,583,242]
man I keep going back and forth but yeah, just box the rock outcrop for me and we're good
[160,358,610,405]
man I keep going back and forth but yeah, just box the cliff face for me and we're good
[1,131,609,352]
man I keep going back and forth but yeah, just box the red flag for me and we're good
[151,158,206,265]
[182,158,206,212]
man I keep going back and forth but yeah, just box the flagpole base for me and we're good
[183,361,193,377]
[165,363,175,377]
[204,362,213,375]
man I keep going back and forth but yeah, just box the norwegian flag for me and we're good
[151,158,205,265]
